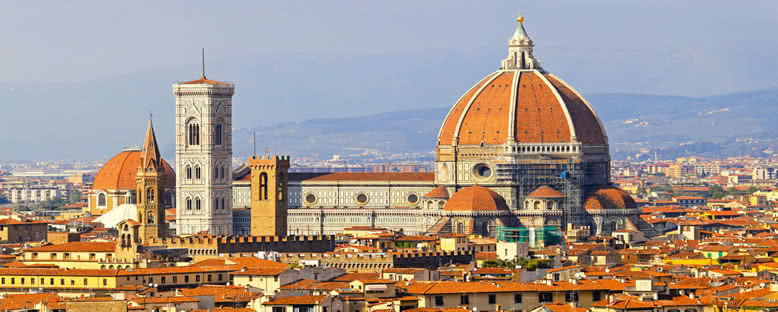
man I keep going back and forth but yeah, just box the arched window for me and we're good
[533,201,542,210]
[482,223,489,236]
[215,124,223,145]
[456,222,465,234]
[214,198,219,210]
[186,166,192,179]
[258,172,268,200]
[98,193,106,206]
[147,213,154,224]
[195,197,201,210]
[147,189,154,203]
[186,197,192,210]
[188,122,200,146]
[221,198,225,210]
[195,166,201,180]
[221,166,226,179]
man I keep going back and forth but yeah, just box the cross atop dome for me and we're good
[500,14,541,70]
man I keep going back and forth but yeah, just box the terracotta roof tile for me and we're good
[25,241,116,252]
[444,184,508,212]
[92,150,175,190]
[585,186,637,211]
[263,295,328,305]
[303,172,433,182]
[424,186,449,198]
[527,185,564,198]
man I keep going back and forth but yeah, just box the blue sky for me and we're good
[1,1,777,160]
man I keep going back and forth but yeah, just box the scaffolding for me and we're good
[495,157,584,226]
[496,225,562,246]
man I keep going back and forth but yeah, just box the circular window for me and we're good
[356,193,368,205]
[472,163,492,179]
[407,194,419,204]
[304,194,317,205]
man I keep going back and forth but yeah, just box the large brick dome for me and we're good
[437,16,606,148]
[437,70,606,146]
[92,148,176,191]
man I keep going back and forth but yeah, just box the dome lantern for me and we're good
[501,14,540,70]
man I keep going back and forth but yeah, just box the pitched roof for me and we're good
[179,285,262,303]
[263,295,328,305]
[25,241,116,253]
[303,172,434,182]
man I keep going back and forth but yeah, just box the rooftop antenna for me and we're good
[253,131,257,157]
[201,48,206,79]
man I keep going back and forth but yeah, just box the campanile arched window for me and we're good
[186,197,192,210]
[215,124,223,145]
[195,166,201,180]
[195,197,201,210]
[188,122,200,146]
[186,166,192,180]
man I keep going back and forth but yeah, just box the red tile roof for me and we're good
[263,295,327,305]
[92,150,175,190]
[527,185,564,198]
[303,172,434,182]
[25,241,116,252]
[444,184,508,212]
[424,185,449,198]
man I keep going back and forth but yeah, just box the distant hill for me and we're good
[1,47,776,162]
[235,88,778,161]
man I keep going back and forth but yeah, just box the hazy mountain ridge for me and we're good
[235,88,778,161]
[1,49,777,161]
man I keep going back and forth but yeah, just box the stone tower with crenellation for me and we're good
[249,155,289,236]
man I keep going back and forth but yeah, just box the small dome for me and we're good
[527,185,564,198]
[424,186,450,199]
[444,185,509,212]
[584,186,636,211]
[93,149,176,191]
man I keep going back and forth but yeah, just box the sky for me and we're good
[1,1,778,160]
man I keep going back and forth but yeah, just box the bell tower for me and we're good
[136,117,167,242]
[248,154,289,236]
[173,50,235,236]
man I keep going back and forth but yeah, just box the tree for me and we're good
[709,185,726,199]
[69,190,82,203]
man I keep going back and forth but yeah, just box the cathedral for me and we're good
[90,16,651,244]
[234,16,652,240]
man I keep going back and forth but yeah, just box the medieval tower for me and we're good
[173,59,235,236]
[248,155,289,236]
[135,118,167,242]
